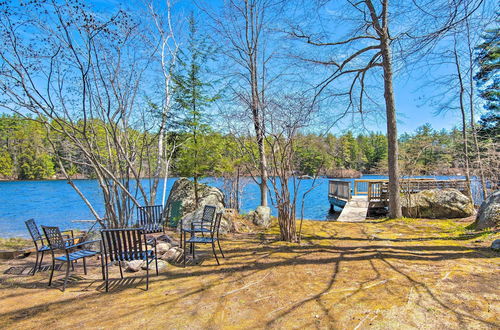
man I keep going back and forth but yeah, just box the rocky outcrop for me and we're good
[474,190,500,230]
[166,178,232,233]
[401,188,475,219]
[248,206,271,227]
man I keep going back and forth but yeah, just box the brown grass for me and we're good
[0,218,498,329]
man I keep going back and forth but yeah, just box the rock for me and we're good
[491,239,500,252]
[161,247,183,263]
[142,260,168,271]
[401,188,475,219]
[167,178,232,233]
[124,260,145,272]
[474,190,500,230]
[249,206,271,227]
[156,243,171,254]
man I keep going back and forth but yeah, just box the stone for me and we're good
[249,206,271,227]
[156,243,171,254]
[491,239,500,252]
[142,260,168,271]
[474,190,500,230]
[167,178,232,233]
[124,260,145,272]
[161,247,184,263]
[401,188,475,219]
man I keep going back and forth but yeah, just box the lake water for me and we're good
[0,175,472,237]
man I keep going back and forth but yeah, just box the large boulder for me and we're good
[401,188,475,219]
[166,178,232,233]
[474,190,500,230]
[248,206,271,227]
[491,239,500,252]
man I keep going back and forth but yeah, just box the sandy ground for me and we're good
[0,218,498,329]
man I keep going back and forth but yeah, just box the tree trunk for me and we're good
[379,28,402,218]
[453,39,472,200]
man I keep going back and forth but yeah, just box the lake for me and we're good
[0,175,473,237]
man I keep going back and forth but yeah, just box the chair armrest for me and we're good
[66,239,100,250]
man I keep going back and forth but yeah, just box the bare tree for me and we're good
[0,0,159,226]
[289,0,484,218]
[202,0,285,208]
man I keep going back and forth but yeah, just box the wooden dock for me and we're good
[328,178,469,222]
[337,195,369,222]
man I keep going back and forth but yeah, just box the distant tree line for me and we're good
[0,113,495,181]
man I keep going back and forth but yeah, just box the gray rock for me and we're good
[142,260,168,271]
[167,178,232,233]
[474,190,500,230]
[124,260,145,272]
[161,247,184,263]
[401,188,475,219]
[156,243,171,254]
[250,206,271,227]
[491,239,500,252]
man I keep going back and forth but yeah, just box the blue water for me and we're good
[0,175,473,237]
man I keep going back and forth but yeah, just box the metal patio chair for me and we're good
[183,212,225,266]
[100,228,159,292]
[180,205,216,247]
[25,219,77,275]
[41,226,99,291]
[137,205,165,234]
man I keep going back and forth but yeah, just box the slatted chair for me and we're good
[25,219,77,275]
[137,205,165,234]
[183,212,225,266]
[180,205,216,247]
[41,226,99,291]
[100,228,158,292]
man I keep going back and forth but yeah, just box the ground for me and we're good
[0,217,498,329]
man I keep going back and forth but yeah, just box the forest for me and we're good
[0,115,496,181]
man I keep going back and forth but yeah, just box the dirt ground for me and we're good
[0,218,499,329]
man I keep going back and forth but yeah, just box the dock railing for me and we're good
[328,180,351,202]
[366,179,469,203]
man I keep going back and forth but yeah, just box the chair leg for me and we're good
[191,242,195,261]
[118,261,124,279]
[183,232,186,268]
[62,260,71,291]
[83,257,87,275]
[71,260,74,271]
[146,259,150,291]
[39,251,45,271]
[105,262,109,292]
[217,239,225,258]
[155,256,159,276]
[48,258,55,286]
[212,242,220,265]
[33,250,40,275]
[100,255,105,281]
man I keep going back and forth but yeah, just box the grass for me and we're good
[0,238,31,251]
[0,217,498,329]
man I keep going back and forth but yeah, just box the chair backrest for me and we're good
[167,200,183,227]
[100,228,145,262]
[209,212,223,238]
[137,205,163,226]
[201,205,217,224]
[41,226,66,250]
[25,219,43,244]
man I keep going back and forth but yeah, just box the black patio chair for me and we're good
[180,205,216,247]
[137,205,164,234]
[100,228,158,292]
[183,212,225,266]
[25,219,78,275]
[41,226,99,291]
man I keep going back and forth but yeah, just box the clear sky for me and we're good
[5,0,492,136]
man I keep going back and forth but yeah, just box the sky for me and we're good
[2,0,494,136]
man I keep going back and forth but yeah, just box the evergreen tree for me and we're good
[475,24,499,138]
